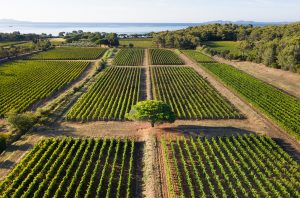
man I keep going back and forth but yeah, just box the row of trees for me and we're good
[153,23,300,72]
[0,31,42,42]
[0,39,51,59]
[153,23,253,48]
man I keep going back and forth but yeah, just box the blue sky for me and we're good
[1,0,300,22]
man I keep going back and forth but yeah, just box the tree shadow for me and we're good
[8,143,34,151]
[33,124,83,138]
[132,142,144,198]
[0,160,16,169]
[273,138,300,162]
[161,125,256,138]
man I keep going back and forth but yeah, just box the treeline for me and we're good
[152,24,252,49]
[0,40,50,59]
[0,31,52,59]
[0,31,51,42]
[60,31,119,47]
[153,23,300,72]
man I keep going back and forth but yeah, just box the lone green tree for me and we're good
[126,100,176,127]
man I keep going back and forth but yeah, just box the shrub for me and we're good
[6,110,38,133]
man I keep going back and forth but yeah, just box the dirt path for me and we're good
[142,128,162,198]
[178,52,300,157]
[39,59,97,62]
[144,49,152,100]
[214,56,300,99]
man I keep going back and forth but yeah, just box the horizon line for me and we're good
[0,18,297,24]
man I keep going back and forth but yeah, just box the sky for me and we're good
[1,0,300,23]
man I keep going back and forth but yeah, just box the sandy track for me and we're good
[144,49,152,100]
[214,56,300,99]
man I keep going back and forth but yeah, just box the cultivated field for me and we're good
[112,48,144,66]
[201,63,300,140]
[203,41,241,56]
[0,60,89,117]
[1,42,300,198]
[161,135,300,198]
[0,41,29,47]
[0,138,140,198]
[151,66,242,119]
[119,38,154,48]
[66,67,143,121]
[149,49,184,65]
[30,47,106,60]
[182,50,215,63]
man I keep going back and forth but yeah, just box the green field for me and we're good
[149,49,184,65]
[66,67,142,121]
[112,48,144,66]
[119,38,154,48]
[204,41,241,56]
[182,50,215,63]
[0,60,89,117]
[151,66,242,119]
[201,62,300,140]
[162,135,300,198]
[0,41,30,47]
[0,138,140,198]
[30,47,106,60]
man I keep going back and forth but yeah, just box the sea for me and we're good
[0,22,202,36]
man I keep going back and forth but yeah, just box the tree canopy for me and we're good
[153,23,300,73]
[125,100,176,127]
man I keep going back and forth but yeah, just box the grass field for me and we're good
[112,48,144,66]
[119,38,154,48]
[0,41,30,47]
[149,49,184,65]
[201,63,300,140]
[66,67,143,121]
[0,138,140,198]
[182,50,215,63]
[0,60,89,117]
[204,41,242,56]
[162,135,300,198]
[151,66,242,119]
[49,38,66,45]
[30,47,106,60]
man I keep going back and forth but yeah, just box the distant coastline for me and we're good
[0,19,293,36]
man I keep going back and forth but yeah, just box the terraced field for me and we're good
[0,138,140,198]
[149,49,184,65]
[182,50,215,63]
[201,62,300,140]
[66,67,143,121]
[151,66,242,119]
[0,60,89,117]
[161,135,300,198]
[112,48,144,66]
[30,47,106,60]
